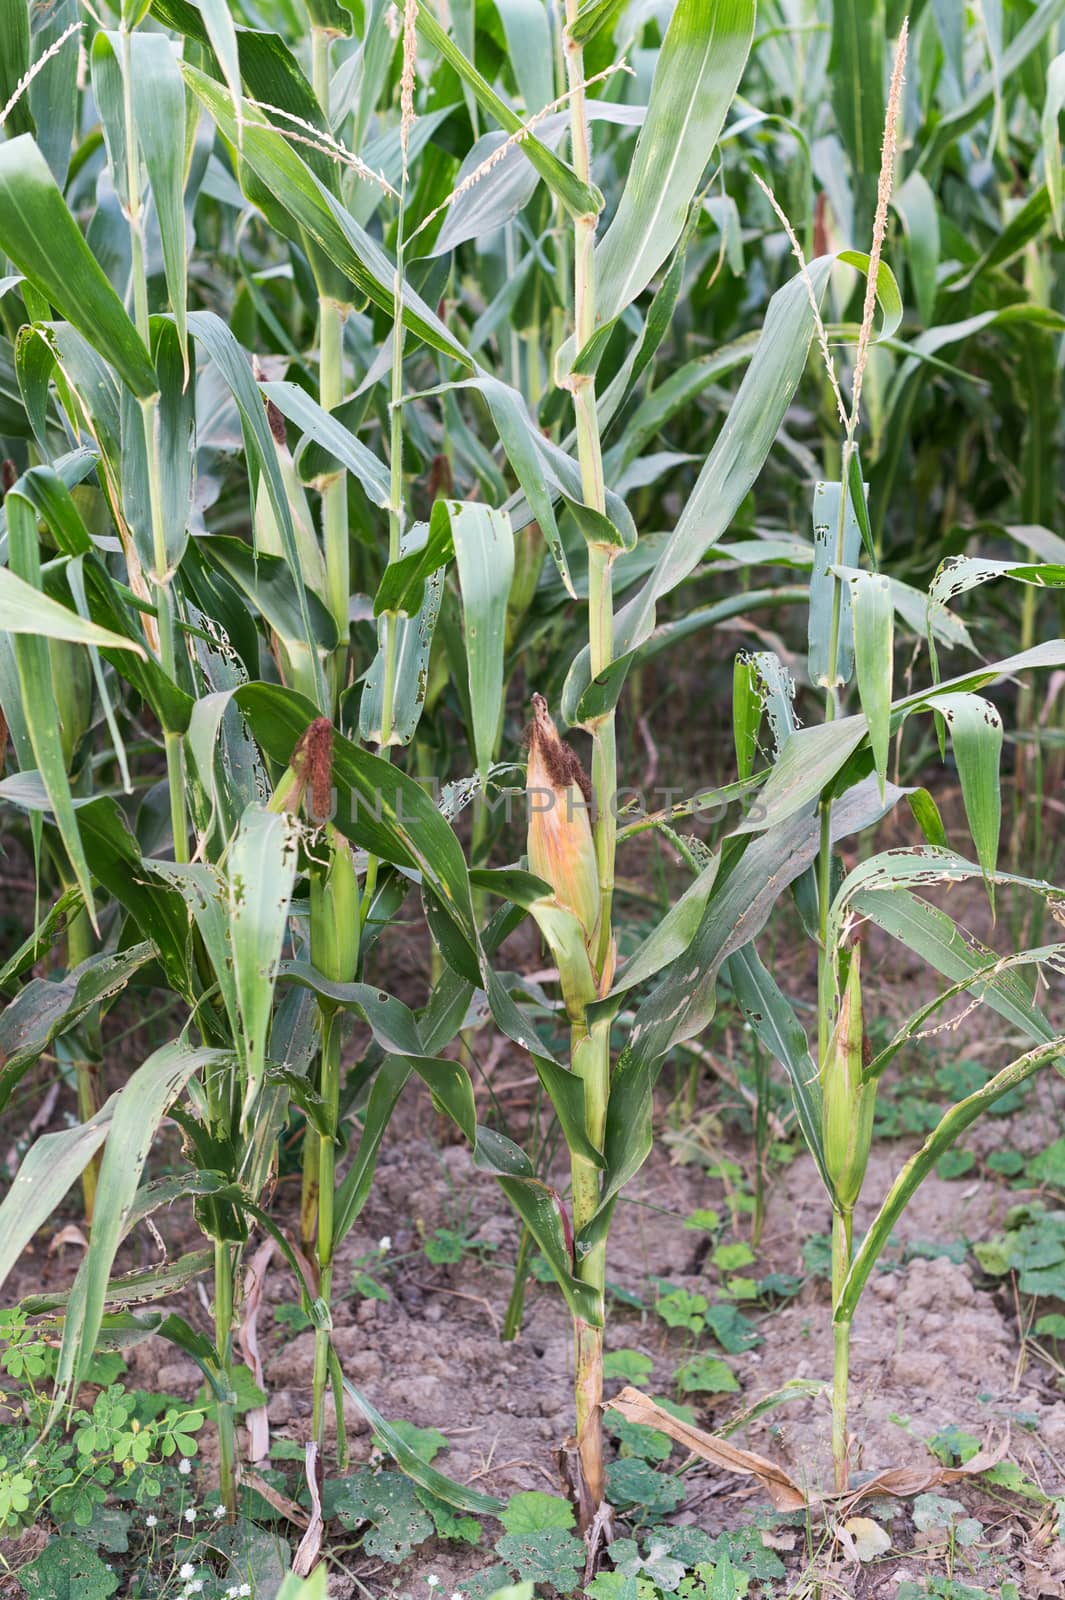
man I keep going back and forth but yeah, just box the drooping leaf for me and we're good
[413,3,600,220]
[849,571,894,798]
[933,693,1003,891]
[0,135,156,397]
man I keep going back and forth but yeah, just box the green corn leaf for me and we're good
[226,804,299,1117]
[0,1100,116,1293]
[449,502,514,781]
[829,851,1063,1048]
[864,945,1062,1086]
[604,856,720,1000]
[4,494,95,924]
[198,536,338,656]
[933,693,1003,892]
[849,571,894,799]
[1044,52,1065,235]
[360,568,444,747]
[907,788,948,848]
[333,1056,413,1244]
[261,379,391,508]
[410,372,637,597]
[892,168,940,325]
[374,511,452,616]
[122,320,195,580]
[152,0,322,135]
[188,311,327,710]
[0,0,33,139]
[829,0,885,230]
[146,860,242,1049]
[580,777,905,1252]
[0,791,193,994]
[47,1041,232,1408]
[493,0,552,113]
[920,0,1065,173]
[0,565,144,652]
[0,887,81,993]
[0,943,154,1112]
[561,252,905,723]
[430,104,643,259]
[837,1035,1065,1326]
[413,3,600,220]
[129,33,189,367]
[190,684,481,979]
[20,1248,214,1314]
[494,1169,602,1326]
[0,135,156,397]
[929,555,1065,626]
[595,0,755,326]
[276,966,426,1057]
[338,1373,503,1513]
[732,656,761,782]
[736,641,1065,838]
[8,462,192,734]
[727,944,828,1189]
[566,0,626,44]
[836,249,904,341]
[26,0,78,187]
[183,65,471,366]
[198,0,244,140]
[89,33,129,205]
[808,480,863,690]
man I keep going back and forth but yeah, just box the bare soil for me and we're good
[21,1061,1052,1599]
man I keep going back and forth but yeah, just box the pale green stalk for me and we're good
[202,1039,239,1517]
[307,822,360,1455]
[311,1011,340,1446]
[830,1205,853,1490]
[65,901,101,1222]
[817,430,857,1495]
[564,2,613,1517]
[213,1239,239,1518]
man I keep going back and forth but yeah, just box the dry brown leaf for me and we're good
[237,1237,275,1464]
[606,1389,1013,1522]
[244,1470,309,1529]
[47,1223,88,1255]
[836,1433,1010,1514]
[604,1387,807,1511]
[292,1442,323,1576]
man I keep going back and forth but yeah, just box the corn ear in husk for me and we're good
[821,945,876,1210]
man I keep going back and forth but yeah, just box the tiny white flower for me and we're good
[145,1514,158,1528]
[427,1578,440,1589]
[239,1585,252,1596]
[184,1506,197,1523]
[452,1591,465,1599]
[179,1457,192,1475]
[180,1563,196,1580]
[189,1584,204,1595]
[213,1503,226,1518]
[378,1235,392,1254]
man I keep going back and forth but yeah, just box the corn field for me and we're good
[1,0,1065,1594]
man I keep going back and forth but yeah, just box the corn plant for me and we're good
[0,0,1064,1553]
